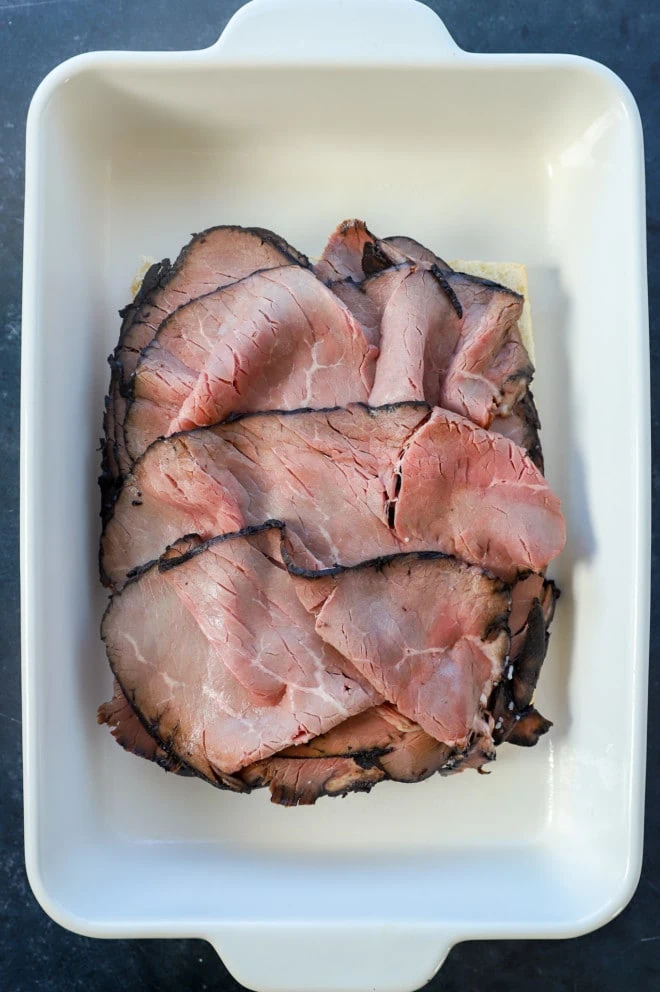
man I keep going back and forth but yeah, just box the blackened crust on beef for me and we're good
[492,389,544,472]
[99,258,172,520]
[542,579,560,626]
[491,578,558,747]
[101,260,174,514]
[505,708,553,746]
[452,269,524,300]
[384,236,451,271]
[238,227,310,269]
[362,263,524,302]
[430,264,463,319]
[117,260,173,340]
[243,731,497,806]
[511,602,546,710]
[97,678,184,772]
[154,520,287,575]
[121,520,286,588]
[362,239,397,277]
[520,390,544,472]
[142,399,430,454]
[142,518,509,596]
[100,673,248,791]
[281,544,504,584]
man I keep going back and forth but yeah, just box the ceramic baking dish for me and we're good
[21,1,650,990]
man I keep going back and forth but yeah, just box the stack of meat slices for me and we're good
[98,220,565,806]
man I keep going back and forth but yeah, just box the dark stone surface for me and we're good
[0,1,656,990]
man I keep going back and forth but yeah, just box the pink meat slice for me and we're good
[364,264,531,427]
[102,404,426,587]
[328,280,382,347]
[294,555,510,747]
[123,266,377,461]
[365,265,460,404]
[394,408,564,581]
[101,404,565,588]
[102,226,307,490]
[102,527,380,777]
[316,220,533,432]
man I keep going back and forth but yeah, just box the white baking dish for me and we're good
[21,1,650,990]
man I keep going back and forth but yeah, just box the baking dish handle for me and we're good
[207,925,454,992]
[208,0,461,62]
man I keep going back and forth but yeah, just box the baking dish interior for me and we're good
[25,57,645,938]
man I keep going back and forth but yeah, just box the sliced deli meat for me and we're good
[490,578,559,747]
[241,704,456,806]
[102,526,381,777]
[101,225,308,506]
[123,265,377,462]
[245,705,497,807]
[316,220,537,454]
[363,264,531,427]
[98,218,564,804]
[102,525,509,791]
[101,403,565,588]
[294,553,510,746]
[246,575,558,806]
[102,403,427,586]
[392,409,563,581]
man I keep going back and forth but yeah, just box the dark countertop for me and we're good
[0,2,657,990]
